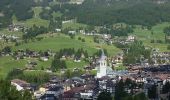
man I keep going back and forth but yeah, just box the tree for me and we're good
[0,80,33,100]
[97,91,112,100]
[2,46,11,54]
[123,41,151,65]
[81,38,85,42]
[22,90,33,100]
[167,45,170,50]
[133,92,148,100]
[114,79,127,100]
[64,69,72,78]
[162,82,170,94]
[148,84,157,99]
[51,57,67,72]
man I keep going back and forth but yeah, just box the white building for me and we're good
[11,79,30,91]
[96,50,128,78]
[97,50,107,78]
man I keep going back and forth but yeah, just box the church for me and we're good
[96,49,128,78]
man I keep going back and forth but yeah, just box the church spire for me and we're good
[99,49,106,61]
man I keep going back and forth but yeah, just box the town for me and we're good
[1,0,170,100]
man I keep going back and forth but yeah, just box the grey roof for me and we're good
[99,49,106,61]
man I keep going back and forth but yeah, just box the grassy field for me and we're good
[62,22,88,30]
[13,33,121,56]
[0,55,88,79]
[66,59,88,70]
[133,22,170,52]
[0,56,27,78]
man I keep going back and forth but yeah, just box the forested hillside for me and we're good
[1,0,170,28]
[51,0,170,27]
[0,0,35,28]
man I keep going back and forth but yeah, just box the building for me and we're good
[11,79,30,91]
[96,50,107,78]
[96,49,128,78]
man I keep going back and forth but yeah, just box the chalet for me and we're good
[69,0,84,5]
[106,80,116,94]
[63,84,96,100]
[68,31,76,34]
[102,34,111,39]
[74,57,81,62]
[80,30,85,34]
[8,24,24,32]
[39,94,57,100]
[11,79,30,91]
[55,28,61,32]
[45,85,64,98]
[126,35,135,42]
[62,19,74,24]
[40,57,49,61]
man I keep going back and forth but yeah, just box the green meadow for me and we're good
[13,34,121,56]
[132,22,170,52]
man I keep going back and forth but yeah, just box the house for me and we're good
[55,28,61,32]
[63,84,95,100]
[74,58,81,62]
[39,85,64,100]
[69,0,84,5]
[11,79,30,91]
[39,94,57,100]
[46,85,64,97]
[40,57,49,61]
[106,80,115,94]
[127,35,135,42]
[68,31,76,34]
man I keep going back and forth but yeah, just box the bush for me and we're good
[167,45,170,50]
[82,38,85,42]
[156,40,163,43]
[78,37,81,40]
[150,39,155,43]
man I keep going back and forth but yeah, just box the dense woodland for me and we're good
[49,0,170,27]
[1,0,170,28]
[0,0,35,28]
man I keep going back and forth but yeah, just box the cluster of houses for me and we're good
[9,49,170,100]
[12,49,54,61]
[151,49,170,65]
[0,34,19,42]
[114,35,136,45]
[8,24,25,32]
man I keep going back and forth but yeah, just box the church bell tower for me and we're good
[97,49,107,78]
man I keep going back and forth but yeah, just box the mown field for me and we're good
[13,33,121,56]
